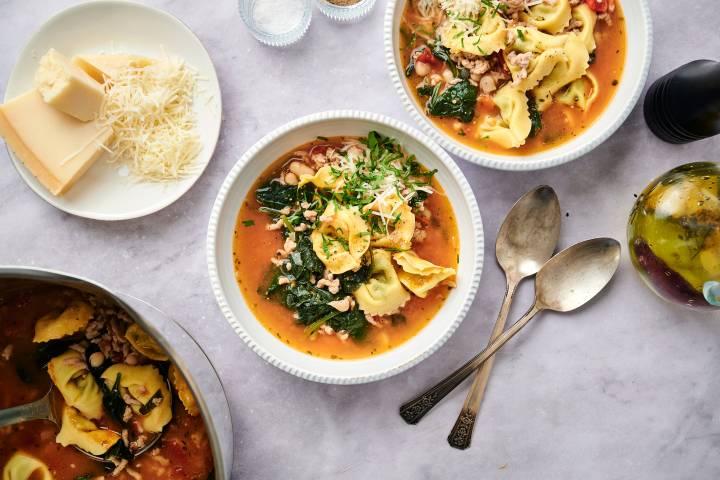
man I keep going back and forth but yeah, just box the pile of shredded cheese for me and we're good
[99,56,201,181]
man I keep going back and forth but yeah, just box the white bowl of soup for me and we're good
[385,0,652,170]
[207,111,483,384]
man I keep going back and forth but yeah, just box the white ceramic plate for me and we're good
[384,0,653,171]
[207,111,484,384]
[3,1,222,220]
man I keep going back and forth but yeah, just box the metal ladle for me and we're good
[0,387,161,462]
[399,238,622,439]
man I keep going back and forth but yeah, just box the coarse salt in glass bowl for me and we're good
[315,0,376,22]
[239,0,312,47]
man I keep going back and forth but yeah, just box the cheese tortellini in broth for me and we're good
[56,405,121,456]
[311,202,371,275]
[33,300,93,343]
[354,249,411,316]
[393,251,456,298]
[2,453,53,480]
[47,349,103,420]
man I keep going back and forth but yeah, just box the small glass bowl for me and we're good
[238,0,312,47]
[315,0,376,22]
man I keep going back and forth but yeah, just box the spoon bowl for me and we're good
[0,386,162,462]
[537,238,622,312]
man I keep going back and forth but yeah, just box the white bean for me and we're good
[289,161,315,177]
[442,68,454,83]
[414,61,431,77]
[284,172,299,185]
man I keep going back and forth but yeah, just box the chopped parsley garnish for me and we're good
[242,219,255,227]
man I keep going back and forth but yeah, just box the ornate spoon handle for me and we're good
[447,279,518,449]
[399,304,541,425]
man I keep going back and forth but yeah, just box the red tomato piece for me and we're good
[417,48,440,66]
[584,0,608,12]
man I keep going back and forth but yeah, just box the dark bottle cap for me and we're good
[644,60,720,143]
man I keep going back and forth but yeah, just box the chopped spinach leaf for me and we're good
[75,475,91,480]
[35,337,76,367]
[103,439,132,461]
[429,42,459,77]
[101,373,127,425]
[417,84,435,97]
[527,96,543,137]
[242,219,255,227]
[327,309,369,341]
[426,80,478,123]
[138,389,163,415]
[337,263,372,294]
[255,181,298,210]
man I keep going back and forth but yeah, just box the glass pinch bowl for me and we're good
[239,0,312,47]
[315,0,377,22]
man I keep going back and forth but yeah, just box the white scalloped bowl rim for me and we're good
[384,0,653,171]
[207,111,484,384]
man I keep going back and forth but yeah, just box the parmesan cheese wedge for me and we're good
[0,90,113,196]
[34,49,105,122]
[72,54,153,83]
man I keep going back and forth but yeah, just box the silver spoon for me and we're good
[399,238,621,435]
[447,186,560,448]
[0,387,161,461]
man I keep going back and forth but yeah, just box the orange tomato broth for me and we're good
[233,137,459,360]
[0,287,213,480]
[399,0,627,155]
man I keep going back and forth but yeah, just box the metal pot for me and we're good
[0,266,233,479]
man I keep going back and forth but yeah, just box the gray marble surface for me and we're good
[1,1,720,478]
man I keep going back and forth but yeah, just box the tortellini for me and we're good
[476,84,532,148]
[2,452,53,480]
[511,27,567,54]
[169,364,199,417]
[56,405,121,456]
[533,34,590,111]
[311,203,371,275]
[101,364,172,433]
[572,4,598,53]
[439,14,507,56]
[556,73,599,110]
[393,251,456,298]
[354,249,411,316]
[507,48,567,92]
[298,165,345,191]
[363,194,416,250]
[521,0,571,34]
[47,350,103,420]
[125,323,169,361]
[33,300,93,343]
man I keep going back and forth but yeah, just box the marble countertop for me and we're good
[1,1,719,478]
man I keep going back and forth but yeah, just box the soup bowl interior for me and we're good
[0,267,233,480]
[384,0,653,171]
[208,111,483,384]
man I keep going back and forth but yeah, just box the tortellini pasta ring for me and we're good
[170,364,200,417]
[47,349,104,420]
[2,452,54,480]
[56,405,121,456]
[33,300,93,343]
[311,202,371,275]
[101,364,172,434]
[521,0,572,34]
[363,194,416,251]
[439,13,507,56]
[354,249,411,316]
[125,323,170,361]
[475,84,532,149]
[533,33,590,111]
[393,251,456,298]
[298,165,345,191]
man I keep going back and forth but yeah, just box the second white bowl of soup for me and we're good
[207,111,483,384]
[385,0,652,170]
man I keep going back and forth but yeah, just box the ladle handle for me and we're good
[399,304,541,425]
[447,279,518,449]
[0,395,52,428]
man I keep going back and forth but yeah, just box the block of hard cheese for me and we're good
[0,90,113,196]
[72,54,153,83]
[35,49,105,122]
